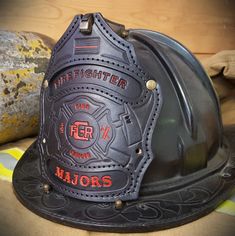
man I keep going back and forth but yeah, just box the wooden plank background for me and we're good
[0,0,234,58]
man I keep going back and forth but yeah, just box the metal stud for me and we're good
[43,184,50,194]
[115,199,123,209]
[146,80,157,90]
[79,14,94,34]
[136,148,142,156]
[121,30,129,38]
[222,172,231,178]
[43,80,48,89]
[42,138,46,144]
[80,21,89,31]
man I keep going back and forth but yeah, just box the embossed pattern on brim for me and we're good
[12,126,235,232]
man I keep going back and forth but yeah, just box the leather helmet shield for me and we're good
[13,13,235,232]
[38,13,161,202]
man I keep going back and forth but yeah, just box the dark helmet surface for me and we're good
[13,13,235,232]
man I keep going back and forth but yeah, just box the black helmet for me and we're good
[13,13,235,232]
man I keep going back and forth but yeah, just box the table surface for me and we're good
[0,0,235,235]
[0,0,235,56]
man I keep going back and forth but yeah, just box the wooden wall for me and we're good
[0,0,234,59]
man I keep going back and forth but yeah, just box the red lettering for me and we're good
[67,72,72,81]
[85,69,92,78]
[59,122,64,134]
[63,171,71,183]
[54,167,112,188]
[75,103,89,110]
[102,71,111,81]
[118,79,127,89]
[55,166,64,179]
[80,69,85,78]
[93,70,102,79]
[53,68,127,90]
[61,74,66,84]
[71,174,79,185]
[91,176,102,187]
[70,150,91,159]
[84,126,93,139]
[54,81,58,89]
[100,126,110,140]
[70,121,94,141]
[102,175,112,187]
[74,69,79,79]
[110,75,119,85]
[80,175,90,187]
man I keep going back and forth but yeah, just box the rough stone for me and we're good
[0,31,54,144]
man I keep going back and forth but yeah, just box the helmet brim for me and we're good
[12,125,235,233]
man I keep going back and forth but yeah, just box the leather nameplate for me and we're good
[50,65,142,99]
[47,159,129,191]
[38,13,162,202]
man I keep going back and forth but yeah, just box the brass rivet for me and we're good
[146,80,157,90]
[222,172,231,178]
[43,80,48,88]
[43,184,50,194]
[121,30,129,38]
[115,199,123,209]
[42,138,46,144]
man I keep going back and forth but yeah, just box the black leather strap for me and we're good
[38,13,162,202]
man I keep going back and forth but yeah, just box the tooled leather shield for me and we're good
[13,13,235,232]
